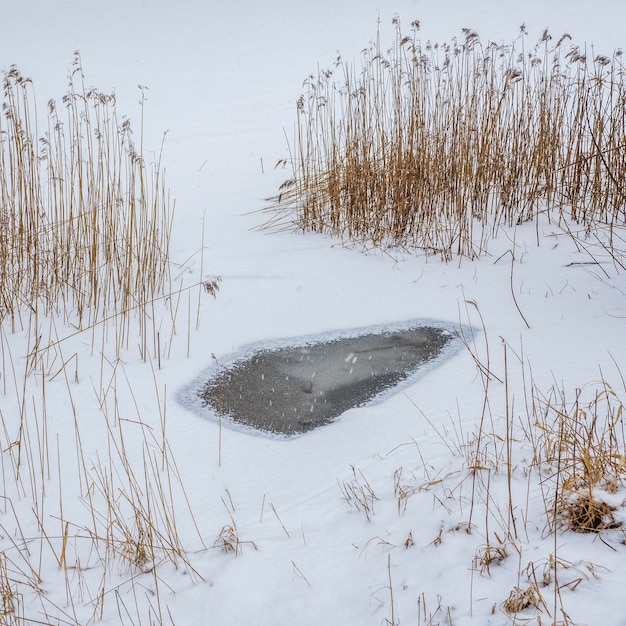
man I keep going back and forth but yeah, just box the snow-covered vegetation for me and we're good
[0,1,625,624]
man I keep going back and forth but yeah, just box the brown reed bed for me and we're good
[0,53,172,345]
[265,20,626,259]
[0,57,209,625]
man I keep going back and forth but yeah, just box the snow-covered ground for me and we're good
[1,1,626,624]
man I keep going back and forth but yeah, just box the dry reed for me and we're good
[532,381,626,533]
[0,54,172,348]
[405,307,626,622]
[0,58,210,625]
[265,20,626,259]
[338,465,378,522]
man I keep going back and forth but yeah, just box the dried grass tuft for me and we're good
[338,465,378,522]
[533,381,626,533]
[474,542,508,576]
[214,525,241,554]
[0,57,211,625]
[0,552,22,626]
[558,492,620,533]
[213,524,257,556]
[502,584,542,613]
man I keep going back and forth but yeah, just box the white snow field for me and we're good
[1,1,626,624]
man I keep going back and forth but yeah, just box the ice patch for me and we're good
[179,320,466,437]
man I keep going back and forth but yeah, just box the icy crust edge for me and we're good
[176,319,474,440]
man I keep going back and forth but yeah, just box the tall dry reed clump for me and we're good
[266,20,626,259]
[0,53,172,338]
[0,57,203,624]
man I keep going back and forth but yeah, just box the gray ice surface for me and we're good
[200,325,452,436]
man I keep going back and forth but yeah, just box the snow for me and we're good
[1,1,626,624]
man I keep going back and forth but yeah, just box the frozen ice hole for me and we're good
[198,324,453,436]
